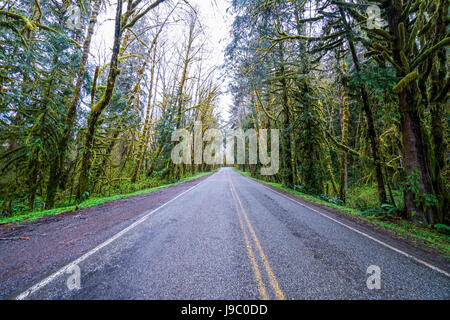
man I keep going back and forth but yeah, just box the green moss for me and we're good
[393,71,419,93]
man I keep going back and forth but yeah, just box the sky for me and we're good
[88,0,234,122]
[189,0,234,122]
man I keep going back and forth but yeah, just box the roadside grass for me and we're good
[235,169,450,259]
[0,171,213,225]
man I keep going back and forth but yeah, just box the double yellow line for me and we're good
[227,172,286,300]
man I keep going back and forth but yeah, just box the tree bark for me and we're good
[278,43,294,188]
[46,0,102,208]
[77,0,123,199]
[338,7,387,205]
[386,1,438,225]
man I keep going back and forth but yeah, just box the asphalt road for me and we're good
[15,168,450,299]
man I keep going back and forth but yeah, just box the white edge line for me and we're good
[236,171,450,278]
[15,172,215,300]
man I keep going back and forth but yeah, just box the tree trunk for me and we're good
[338,7,387,205]
[399,88,437,225]
[429,2,449,224]
[46,0,102,208]
[131,43,157,183]
[77,109,102,198]
[279,44,294,188]
[386,1,438,225]
[76,0,123,199]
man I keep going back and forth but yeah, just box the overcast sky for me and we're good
[89,0,233,122]
[190,0,233,122]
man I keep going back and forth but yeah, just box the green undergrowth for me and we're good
[236,169,450,258]
[0,171,212,225]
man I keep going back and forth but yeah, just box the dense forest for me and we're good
[226,0,449,227]
[0,0,449,230]
[0,0,223,217]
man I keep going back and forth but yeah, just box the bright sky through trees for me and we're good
[91,0,233,120]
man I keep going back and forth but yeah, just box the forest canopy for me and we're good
[0,0,223,216]
[225,0,449,227]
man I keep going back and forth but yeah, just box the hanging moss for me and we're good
[400,51,410,72]
[369,28,394,42]
[398,22,406,50]
[392,72,419,93]
[410,37,450,70]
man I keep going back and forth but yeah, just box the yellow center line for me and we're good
[227,172,286,300]
[228,175,269,300]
